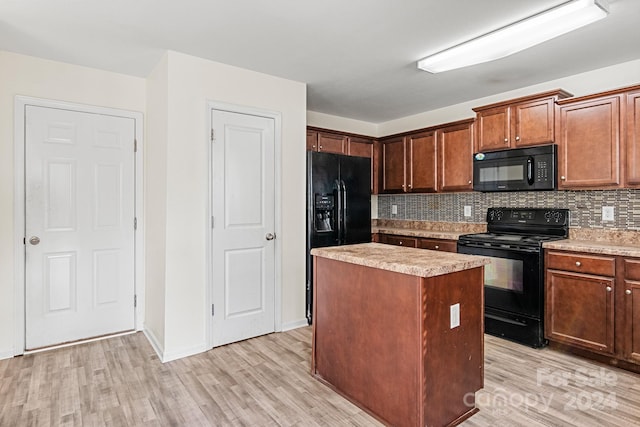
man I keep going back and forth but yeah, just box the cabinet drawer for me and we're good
[624,258,640,280]
[547,251,615,276]
[417,238,457,252]
[381,235,418,248]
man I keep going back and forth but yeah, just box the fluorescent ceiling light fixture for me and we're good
[417,0,609,73]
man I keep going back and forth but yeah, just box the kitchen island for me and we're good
[310,243,490,427]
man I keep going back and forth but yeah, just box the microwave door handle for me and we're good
[527,156,534,185]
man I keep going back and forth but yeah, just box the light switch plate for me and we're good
[450,303,460,329]
[464,205,472,217]
[391,204,398,215]
[602,206,614,221]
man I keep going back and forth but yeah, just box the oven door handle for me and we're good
[458,242,540,254]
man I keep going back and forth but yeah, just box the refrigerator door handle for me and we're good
[340,180,347,242]
[334,179,343,243]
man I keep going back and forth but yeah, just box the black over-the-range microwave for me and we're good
[472,144,557,192]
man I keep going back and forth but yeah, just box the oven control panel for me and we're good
[487,208,569,226]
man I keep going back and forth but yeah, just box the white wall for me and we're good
[307,111,377,136]
[144,53,169,351]
[154,51,307,360]
[0,51,146,358]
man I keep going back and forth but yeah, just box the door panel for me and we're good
[211,109,275,347]
[25,105,135,349]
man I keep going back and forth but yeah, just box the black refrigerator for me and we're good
[306,151,371,324]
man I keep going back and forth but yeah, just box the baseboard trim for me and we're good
[162,343,208,363]
[282,319,309,332]
[0,349,14,361]
[143,328,165,361]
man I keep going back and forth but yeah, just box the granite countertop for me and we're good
[311,242,490,278]
[543,239,640,257]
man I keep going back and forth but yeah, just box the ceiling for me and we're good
[1,0,639,123]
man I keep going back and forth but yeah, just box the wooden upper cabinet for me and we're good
[438,121,474,192]
[473,90,572,152]
[626,88,640,186]
[475,106,510,152]
[307,130,318,151]
[317,132,347,154]
[513,98,557,147]
[381,136,406,193]
[407,131,437,193]
[347,136,373,158]
[556,94,622,189]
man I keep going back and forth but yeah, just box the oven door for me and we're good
[457,243,542,318]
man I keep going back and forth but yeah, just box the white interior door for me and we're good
[25,105,136,350]
[211,109,275,347]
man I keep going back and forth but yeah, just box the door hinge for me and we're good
[134,295,137,307]
[134,138,138,152]
[211,304,215,316]
[23,237,26,245]
[211,128,215,142]
[211,216,215,228]
[134,217,138,230]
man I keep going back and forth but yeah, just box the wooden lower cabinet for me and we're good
[545,268,615,354]
[417,237,457,252]
[378,234,417,247]
[545,250,640,371]
[622,259,640,363]
[379,233,457,252]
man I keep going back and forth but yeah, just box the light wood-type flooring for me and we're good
[1,327,639,426]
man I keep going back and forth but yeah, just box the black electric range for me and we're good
[457,207,569,347]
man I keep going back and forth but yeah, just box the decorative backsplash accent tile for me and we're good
[377,190,640,230]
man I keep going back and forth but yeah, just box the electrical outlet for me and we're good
[450,303,460,329]
[602,206,615,221]
[464,205,472,217]
[391,204,398,215]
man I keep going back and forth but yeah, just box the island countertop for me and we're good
[311,242,490,278]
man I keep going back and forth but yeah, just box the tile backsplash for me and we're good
[377,190,640,230]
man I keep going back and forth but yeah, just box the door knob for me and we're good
[265,233,276,241]
[29,236,40,245]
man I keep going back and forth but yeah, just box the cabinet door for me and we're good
[307,130,318,151]
[476,106,510,152]
[382,137,406,193]
[626,90,640,186]
[347,137,373,158]
[623,279,640,363]
[545,270,615,354]
[417,238,457,252]
[438,122,473,192]
[318,132,347,154]
[513,98,555,147]
[348,137,374,192]
[407,131,437,192]
[557,96,621,188]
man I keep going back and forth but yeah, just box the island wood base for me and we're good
[311,256,484,427]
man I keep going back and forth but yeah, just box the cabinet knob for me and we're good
[468,180,472,184]
[561,176,566,180]
[408,184,412,188]
[319,145,323,149]
[399,241,403,245]
[575,261,581,267]
[626,289,632,295]
[312,145,316,149]
[515,136,520,141]
[504,138,508,142]
[606,286,612,292]
[434,245,439,249]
